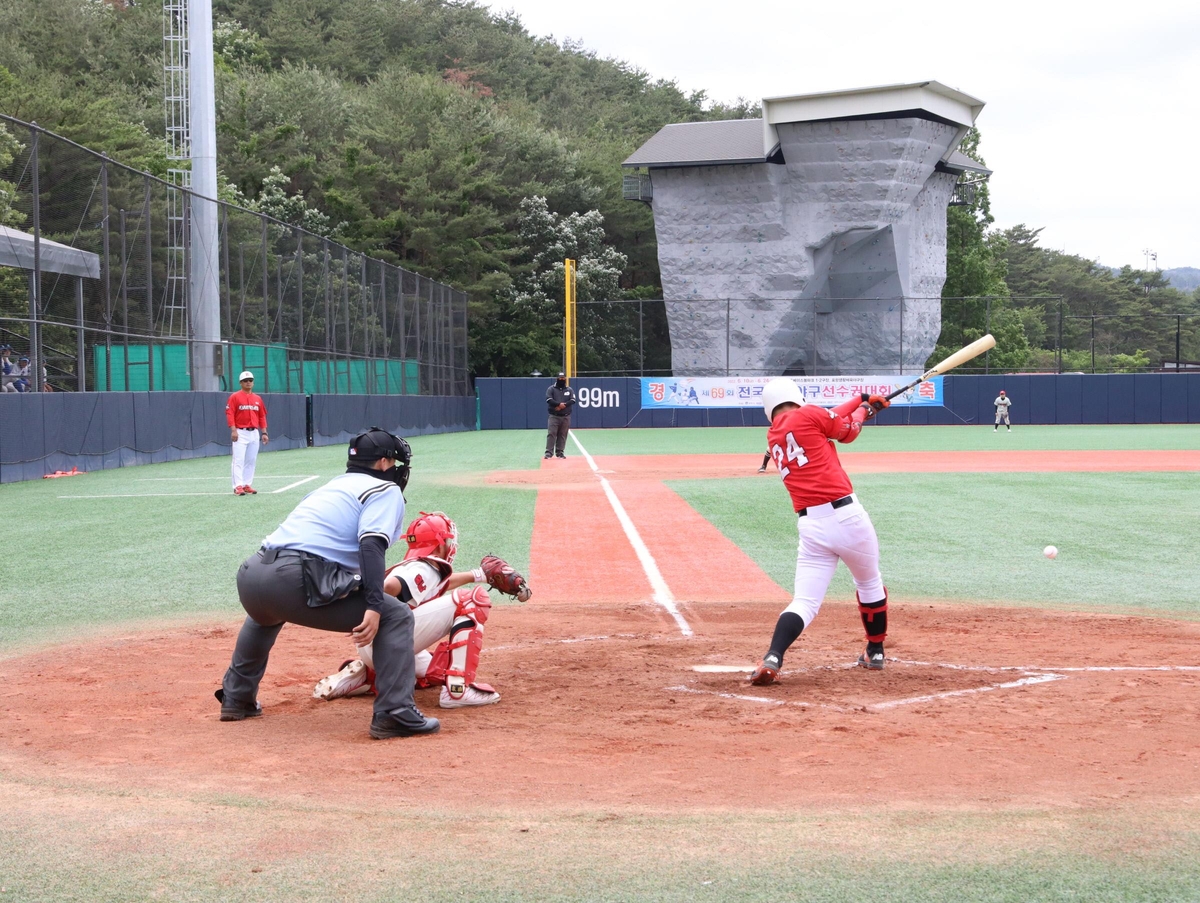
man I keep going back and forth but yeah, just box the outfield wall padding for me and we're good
[476,374,1200,430]
[0,392,471,483]
[309,394,475,448]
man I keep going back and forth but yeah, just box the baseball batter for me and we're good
[314,511,532,708]
[993,390,1011,431]
[749,378,892,685]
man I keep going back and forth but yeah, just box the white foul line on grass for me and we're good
[569,432,693,638]
[134,475,319,482]
[59,492,234,499]
[60,474,320,499]
[272,475,320,493]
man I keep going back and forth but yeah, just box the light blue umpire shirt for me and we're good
[262,472,406,569]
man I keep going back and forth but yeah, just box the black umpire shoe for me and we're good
[215,688,262,721]
[369,705,441,739]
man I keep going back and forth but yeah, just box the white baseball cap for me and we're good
[239,371,255,381]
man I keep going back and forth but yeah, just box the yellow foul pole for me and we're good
[564,258,577,382]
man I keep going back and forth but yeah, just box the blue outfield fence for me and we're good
[0,392,474,483]
[476,374,1200,430]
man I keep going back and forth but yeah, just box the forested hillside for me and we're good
[0,0,1194,375]
[0,0,752,374]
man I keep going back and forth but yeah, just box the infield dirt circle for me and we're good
[2,450,1198,809]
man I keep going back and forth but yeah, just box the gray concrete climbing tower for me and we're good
[623,81,989,376]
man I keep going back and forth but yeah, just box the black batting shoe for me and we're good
[369,705,441,739]
[215,688,262,721]
[749,653,781,686]
[857,644,885,670]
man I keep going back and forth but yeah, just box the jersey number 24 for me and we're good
[771,433,809,477]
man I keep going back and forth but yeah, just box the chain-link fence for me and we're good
[573,295,1200,376]
[0,115,468,395]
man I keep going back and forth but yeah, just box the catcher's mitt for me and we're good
[480,554,532,602]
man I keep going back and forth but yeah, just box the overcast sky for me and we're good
[484,0,1199,272]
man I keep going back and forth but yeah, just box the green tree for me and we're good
[477,196,629,376]
[943,128,1006,299]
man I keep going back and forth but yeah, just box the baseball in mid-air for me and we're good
[1043,545,1058,559]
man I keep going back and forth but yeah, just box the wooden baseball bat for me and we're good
[885,334,996,401]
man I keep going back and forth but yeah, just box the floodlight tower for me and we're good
[163,0,221,390]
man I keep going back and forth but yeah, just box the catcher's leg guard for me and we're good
[857,589,888,643]
[422,618,486,700]
[451,584,491,625]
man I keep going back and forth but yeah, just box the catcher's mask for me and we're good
[403,511,458,563]
[348,427,412,491]
[761,377,806,421]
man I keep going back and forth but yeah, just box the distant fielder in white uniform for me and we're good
[993,390,1011,431]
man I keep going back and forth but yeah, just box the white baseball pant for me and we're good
[783,496,885,627]
[359,594,459,679]
[232,428,261,488]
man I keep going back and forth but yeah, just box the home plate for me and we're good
[692,664,754,673]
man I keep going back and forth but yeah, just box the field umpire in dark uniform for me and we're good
[216,428,440,739]
[544,371,576,459]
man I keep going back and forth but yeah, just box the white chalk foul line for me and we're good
[59,492,234,499]
[667,685,852,712]
[672,670,1068,712]
[272,475,320,494]
[891,659,1200,674]
[134,475,318,482]
[869,671,1066,710]
[569,432,693,638]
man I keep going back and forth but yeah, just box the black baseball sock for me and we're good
[765,612,805,665]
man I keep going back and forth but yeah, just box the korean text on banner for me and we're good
[640,376,942,409]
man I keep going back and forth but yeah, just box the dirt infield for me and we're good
[2,449,1198,812]
[2,604,1198,810]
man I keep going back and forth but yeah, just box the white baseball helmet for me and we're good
[762,377,805,421]
[239,370,255,381]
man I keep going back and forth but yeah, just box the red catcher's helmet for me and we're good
[403,511,458,563]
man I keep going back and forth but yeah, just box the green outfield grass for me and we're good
[3,425,1196,651]
[1,788,1197,903]
[674,470,1200,615]
[2,424,1198,903]
[0,431,538,652]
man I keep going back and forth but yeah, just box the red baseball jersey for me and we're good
[225,390,268,430]
[767,403,858,512]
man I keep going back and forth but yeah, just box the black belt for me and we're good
[259,547,305,563]
[797,495,854,518]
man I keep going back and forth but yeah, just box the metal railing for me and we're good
[567,295,1200,376]
[0,114,469,394]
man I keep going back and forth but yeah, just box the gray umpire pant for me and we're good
[222,548,418,719]
[546,413,570,456]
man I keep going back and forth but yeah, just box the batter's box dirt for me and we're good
[675,660,1065,712]
[2,601,1200,810]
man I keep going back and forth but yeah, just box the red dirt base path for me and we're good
[1,449,1198,811]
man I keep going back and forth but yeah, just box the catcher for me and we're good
[313,511,531,709]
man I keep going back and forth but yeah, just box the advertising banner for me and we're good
[640,376,943,409]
